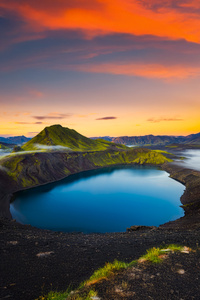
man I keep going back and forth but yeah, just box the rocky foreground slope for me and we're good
[0,218,200,300]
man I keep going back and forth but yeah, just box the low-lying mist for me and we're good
[0,144,72,162]
[34,144,71,151]
[174,149,200,171]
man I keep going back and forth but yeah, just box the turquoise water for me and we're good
[10,166,184,233]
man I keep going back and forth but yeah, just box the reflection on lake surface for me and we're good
[11,166,184,233]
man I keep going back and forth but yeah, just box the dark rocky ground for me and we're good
[94,248,200,300]
[0,218,200,300]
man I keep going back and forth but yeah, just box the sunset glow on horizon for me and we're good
[0,0,200,137]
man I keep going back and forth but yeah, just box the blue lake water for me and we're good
[10,166,184,233]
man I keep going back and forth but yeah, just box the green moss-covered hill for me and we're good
[0,125,173,194]
[22,125,127,152]
[1,148,172,190]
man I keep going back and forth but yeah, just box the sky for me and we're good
[0,0,200,137]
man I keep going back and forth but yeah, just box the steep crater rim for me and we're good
[0,149,200,230]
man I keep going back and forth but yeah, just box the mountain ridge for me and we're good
[1,128,200,147]
[22,124,127,151]
[92,133,200,145]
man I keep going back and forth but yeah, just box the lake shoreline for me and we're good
[11,165,184,232]
[160,162,200,229]
[0,152,200,299]
[0,156,200,228]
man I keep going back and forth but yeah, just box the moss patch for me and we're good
[83,260,129,287]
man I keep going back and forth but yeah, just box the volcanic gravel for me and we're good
[0,218,200,300]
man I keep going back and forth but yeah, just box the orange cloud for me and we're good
[69,62,200,79]
[1,0,200,43]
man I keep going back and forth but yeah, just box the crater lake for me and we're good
[10,166,184,233]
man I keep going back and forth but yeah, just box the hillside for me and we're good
[183,133,200,145]
[112,135,184,145]
[22,125,127,152]
[1,148,172,190]
[91,136,113,142]
[0,143,9,150]
[186,137,200,144]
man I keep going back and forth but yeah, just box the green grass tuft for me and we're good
[36,290,71,300]
[139,247,163,263]
[83,260,129,286]
[162,244,184,252]
[139,244,185,264]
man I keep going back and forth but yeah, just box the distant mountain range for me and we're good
[92,132,200,145]
[184,133,200,144]
[0,136,31,145]
[1,130,200,148]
